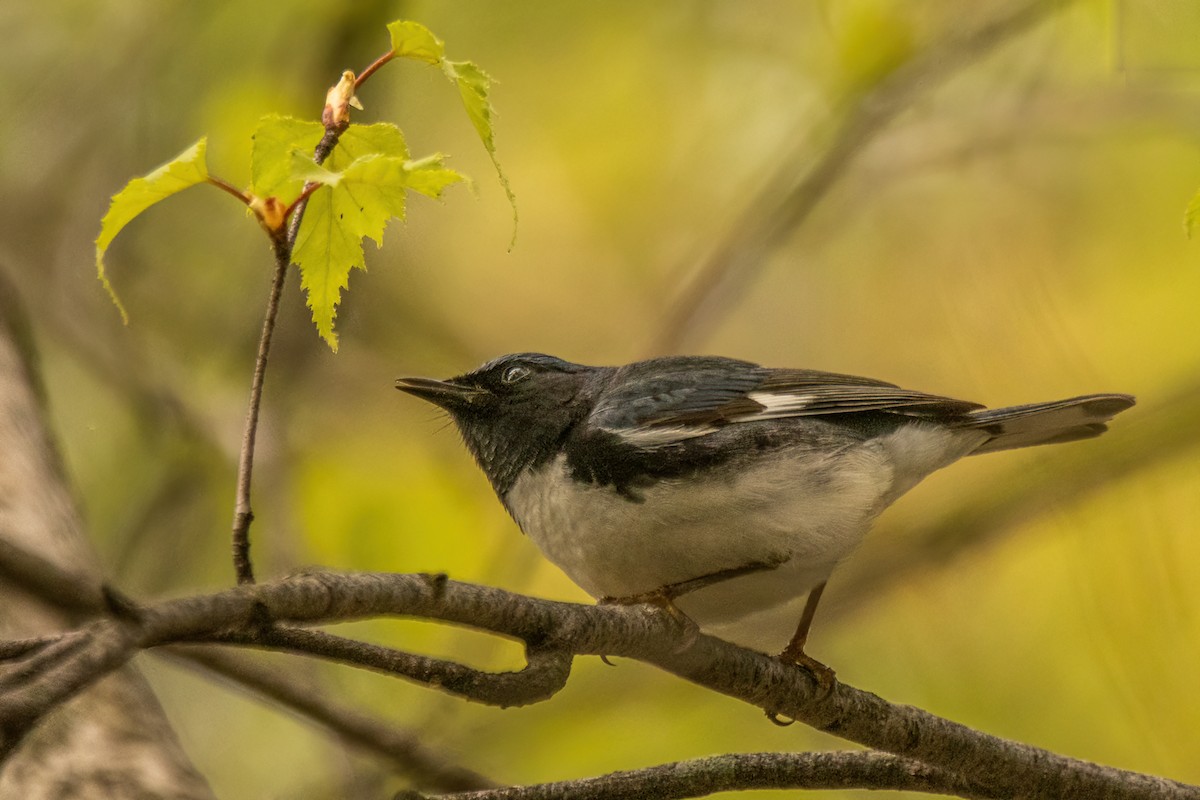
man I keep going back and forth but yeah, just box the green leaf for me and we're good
[442,59,518,246]
[387,20,445,64]
[336,155,411,245]
[288,148,343,187]
[251,115,324,200]
[95,138,210,323]
[401,154,466,199]
[330,121,409,163]
[1185,189,1200,239]
[442,61,494,149]
[286,122,410,193]
[295,183,361,351]
[382,20,518,246]
[291,123,464,351]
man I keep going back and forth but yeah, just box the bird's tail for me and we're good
[960,394,1135,455]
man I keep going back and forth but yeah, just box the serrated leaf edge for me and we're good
[95,137,210,323]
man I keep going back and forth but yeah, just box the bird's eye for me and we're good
[501,365,531,385]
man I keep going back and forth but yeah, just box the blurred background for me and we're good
[2,1,1199,798]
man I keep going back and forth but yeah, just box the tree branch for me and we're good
[400,751,1004,800]
[0,276,215,798]
[213,624,573,708]
[2,571,1195,799]
[274,625,572,707]
[0,532,494,790]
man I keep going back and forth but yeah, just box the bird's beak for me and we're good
[395,376,487,410]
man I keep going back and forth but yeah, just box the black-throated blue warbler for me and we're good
[396,353,1133,678]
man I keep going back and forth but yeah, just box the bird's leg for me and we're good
[598,586,697,655]
[777,581,835,693]
[600,558,784,610]
[600,559,785,647]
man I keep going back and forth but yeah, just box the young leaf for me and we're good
[381,20,518,245]
[95,138,210,322]
[387,20,445,65]
[287,148,343,187]
[290,122,464,351]
[442,61,495,154]
[443,59,517,245]
[295,193,361,352]
[401,154,467,199]
[330,121,409,163]
[325,154,411,247]
[251,115,324,200]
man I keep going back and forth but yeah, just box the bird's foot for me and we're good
[599,589,699,652]
[764,710,796,727]
[777,640,836,698]
[764,642,835,722]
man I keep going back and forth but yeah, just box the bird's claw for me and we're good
[778,643,836,698]
[764,710,796,726]
[599,590,699,652]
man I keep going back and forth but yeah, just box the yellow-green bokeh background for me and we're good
[2,2,1198,798]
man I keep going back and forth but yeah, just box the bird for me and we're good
[395,353,1134,681]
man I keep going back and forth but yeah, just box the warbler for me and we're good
[397,353,1133,676]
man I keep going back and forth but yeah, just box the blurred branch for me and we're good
[0,276,215,800]
[2,570,1196,800]
[649,0,1063,354]
[163,646,497,792]
[829,379,1200,622]
[0,530,498,792]
[399,751,1003,800]
[0,537,102,619]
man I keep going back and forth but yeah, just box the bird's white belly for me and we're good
[505,445,898,647]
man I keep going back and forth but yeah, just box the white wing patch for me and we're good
[605,391,822,445]
[734,391,817,421]
[605,424,718,447]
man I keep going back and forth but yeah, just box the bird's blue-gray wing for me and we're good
[586,358,982,447]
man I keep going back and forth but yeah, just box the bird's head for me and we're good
[396,353,599,495]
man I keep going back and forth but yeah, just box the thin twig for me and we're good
[229,121,346,585]
[205,176,251,205]
[180,616,573,709]
[229,242,288,585]
[355,52,395,90]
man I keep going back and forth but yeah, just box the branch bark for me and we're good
[2,570,1194,800]
[0,525,499,792]
[0,278,214,799]
[400,751,1004,800]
